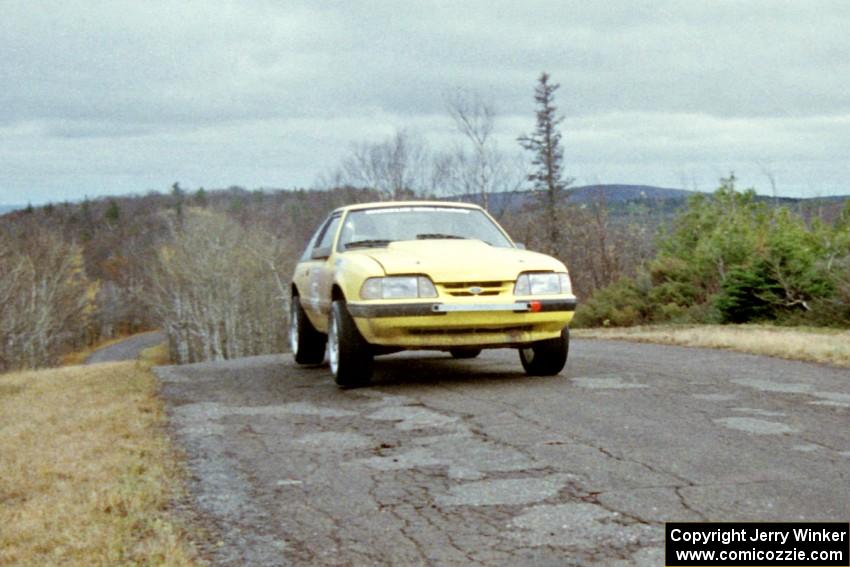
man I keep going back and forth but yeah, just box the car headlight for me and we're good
[514,272,572,296]
[360,276,438,300]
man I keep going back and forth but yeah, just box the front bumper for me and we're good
[348,298,577,318]
[347,298,576,348]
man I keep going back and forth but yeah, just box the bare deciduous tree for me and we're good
[338,129,429,200]
[0,230,90,370]
[445,90,496,209]
[146,209,294,364]
[438,90,526,214]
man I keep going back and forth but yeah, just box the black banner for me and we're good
[665,522,849,566]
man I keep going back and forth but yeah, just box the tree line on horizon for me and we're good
[1,73,848,371]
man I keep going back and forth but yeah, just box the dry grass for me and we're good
[0,361,200,566]
[138,342,171,367]
[573,324,850,367]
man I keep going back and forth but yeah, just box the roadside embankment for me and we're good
[573,324,850,367]
[0,348,197,565]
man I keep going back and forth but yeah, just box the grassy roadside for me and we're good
[139,341,171,366]
[0,354,198,565]
[573,324,850,367]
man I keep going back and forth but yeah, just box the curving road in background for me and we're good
[156,340,850,566]
[84,331,165,364]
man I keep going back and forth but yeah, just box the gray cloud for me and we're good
[1,0,848,204]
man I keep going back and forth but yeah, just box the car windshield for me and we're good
[338,206,514,250]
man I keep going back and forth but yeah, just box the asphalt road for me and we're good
[85,331,165,364]
[156,340,850,566]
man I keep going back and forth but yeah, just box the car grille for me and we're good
[438,281,511,297]
[407,325,532,336]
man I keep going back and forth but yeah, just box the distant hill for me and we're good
[453,184,696,217]
[2,184,846,223]
[483,184,693,211]
[456,184,848,218]
[568,184,694,203]
[0,204,23,215]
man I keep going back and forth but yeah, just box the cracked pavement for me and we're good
[156,339,850,566]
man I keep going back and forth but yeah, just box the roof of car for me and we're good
[331,200,484,214]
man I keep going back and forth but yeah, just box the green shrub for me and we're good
[576,177,849,328]
[714,264,782,323]
[572,276,650,328]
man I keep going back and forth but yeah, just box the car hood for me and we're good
[353,240,565,282]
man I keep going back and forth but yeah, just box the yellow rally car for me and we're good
[290,201,577,387]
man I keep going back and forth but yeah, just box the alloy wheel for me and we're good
[328,315,340,375]
[289,306,299,353]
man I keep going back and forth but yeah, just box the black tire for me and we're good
[329,300,374,388]
[290,297,326,365]
[519,327,569,376]
[450,348,482,359]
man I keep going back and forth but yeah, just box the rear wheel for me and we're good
[290,297,326,365]
[329,300,374,388]
[450,348,482,359]
[519,327,569,376]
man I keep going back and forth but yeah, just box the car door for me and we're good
[296,213,342,331]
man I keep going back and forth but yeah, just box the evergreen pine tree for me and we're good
[518,72,572,255]
[105,199,121,224]
[194,187,208,207]
[172,182,184,227]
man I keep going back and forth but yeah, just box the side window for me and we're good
[300,216,330,261]
[312,215,342,258]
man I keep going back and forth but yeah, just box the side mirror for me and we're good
[515,242,526,250]
[311,247,331,260]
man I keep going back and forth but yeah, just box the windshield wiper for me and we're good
[416,233,467,240]
[344,239,394,250]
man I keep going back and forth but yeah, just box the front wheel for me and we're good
[329,300,374,388]
[519,327,569,376]
[290,297,326,365]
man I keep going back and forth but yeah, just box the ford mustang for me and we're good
[290,201,577,387]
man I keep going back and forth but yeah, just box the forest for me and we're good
[1,175,847,373]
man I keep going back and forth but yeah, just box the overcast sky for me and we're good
[2,1,849,205]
